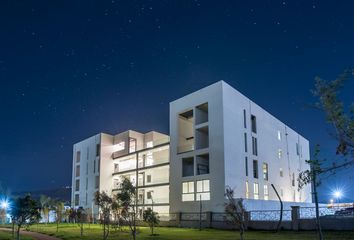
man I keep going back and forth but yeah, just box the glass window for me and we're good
[182,181,195,202]
[129,138,137,153]
[75,179,80,191]
[253,160,258,179]
[264,185,269,200]
[196,180,210,201]
[96,144,100,157]
[243,109,247,128]
[251,115,257,133]
[76,165,80,177]
[296,143,300,156]
[263,163,268,181]
[277,130,281,141]
[95,176,99,189]
[146,141,153,148]
[182,157,194,177]
[75,194,79,206]
[76,151,81,162]
[245,157,248,176]
[252,137,258,156]
[254,183,259,199]
[244,133,248,152]
[115,141,125,151]
[245,181,249,199]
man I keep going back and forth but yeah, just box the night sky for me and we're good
[0,1,353,202]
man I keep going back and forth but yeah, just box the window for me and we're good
[96,144,100,157]
[243,109,247,128]
[244,133,248,152]
[86,162,88,175]
[85,193,88,205]
[95,176,99,189]
[264,185,269,200]
[253,160,258,179]
[146,141,153,148]
[74,194,79,206]
[115,141,125,151]
[76,151,81,163]
[129,138,137,153]
[196,154,209,175]
[86,178,88,190]
[147,174,152,183]
[182,181,195,201]
[94,159,96,173]
[97,158,100,173]
[252,137,258,156]
[251,115,257,133]
[75,179,80,191]
[263,163,268,181]
[280,168,283,177]
[296,143,299,156]
[147,191,153,199]
[277,130,281,141]
[245,157,248,176]
[196,180,210,201]
[76,165,80,177]
[292,173,295,186]
[245,181,249,199]
[182,157,194,177]
[278,149,282,159]
[178,109,194,153]
[253,183,259,199]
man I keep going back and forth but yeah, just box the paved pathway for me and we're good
[0,228,62,240]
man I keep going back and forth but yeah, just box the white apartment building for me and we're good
[72,80,312,216]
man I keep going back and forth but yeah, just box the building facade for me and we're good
[72,81,312,216]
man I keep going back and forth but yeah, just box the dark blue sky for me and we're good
[0,0,353,202]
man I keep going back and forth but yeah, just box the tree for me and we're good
[39,195,51,223]
[224,187,247,240]
[53,200,65,232]
[94,191,116,240]
[11,195,41,240]
[143,208,159,236]
[116,178,137,240]
[76,207,87,238]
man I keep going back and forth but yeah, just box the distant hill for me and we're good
[13,186,71,204]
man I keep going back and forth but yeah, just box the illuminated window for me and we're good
[115,141,125,151]
[278,149,282,159]
[263,163,268,181]
[253,183,259,199]
[280,168,283,177]
[146,141,153,148]
[129,138,136,153]
[182,181,195,202]
[264,185,269,200]
[245,181,249,199]
[196,180,210,201]
[277,130,281,141]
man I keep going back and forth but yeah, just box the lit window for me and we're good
[146,152,153,166]
[129,138,136,153]
[146,141,153,148]
[280,168,283,177]
[182,181,195,202]
[264,185,269,200]
[277,130,281,141]
[278,149,282,159]
[196,180,210,201]
[115,141,125,151]
[245,181,249,199]
[263,163,268,181]
[253,183,259,199]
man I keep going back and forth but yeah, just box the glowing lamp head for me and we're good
[333,190,342,199]
[0,200,9,210]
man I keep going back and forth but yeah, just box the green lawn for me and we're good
[0,230,33,240]
[20,223,354,240]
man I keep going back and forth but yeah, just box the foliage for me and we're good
[94,191,116,240]
[39,195,52,223]
[224,186,247,240]
[11,195,41,240]
[143,208,159,235]
[116,178,137,240]
[76,207,87,238]
[52,200,65,232]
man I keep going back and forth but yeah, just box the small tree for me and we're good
[94,191,115,240]
[76,207,87,238]
[224,187,246,240]
[116,178,137,240]
[11,195,41,240]
[53,200,65,232]
[143,208,159,236]
[39,195,51,223]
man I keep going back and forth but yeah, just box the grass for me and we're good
[0,230,33,240]
[17,223,354,240]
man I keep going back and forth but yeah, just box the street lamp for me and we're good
[0,200,9,210]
